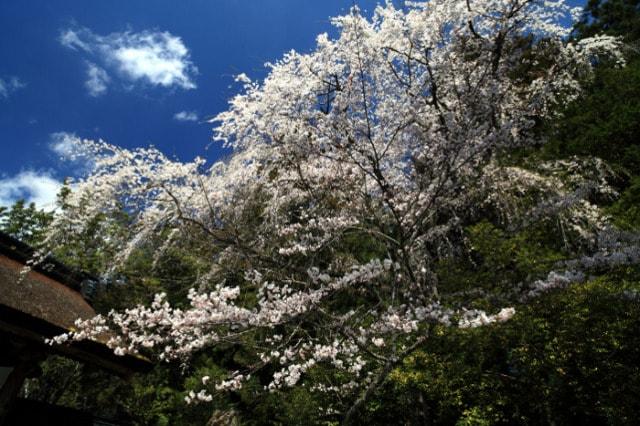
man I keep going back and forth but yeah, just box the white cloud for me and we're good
[85,62,110,96]
[111,32,196,89]
[59,28,93,52]
[0,133,101,210]
[0,76,26,99]
[173,110,199,122]
[59,26,197,94]
[0,171,62,211]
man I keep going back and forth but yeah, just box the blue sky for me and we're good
[0,0,585,209]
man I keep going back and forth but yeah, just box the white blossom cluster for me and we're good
[458,307,517,329]
[524,270,586,300]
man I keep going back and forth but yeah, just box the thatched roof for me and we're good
[0,250,95,331]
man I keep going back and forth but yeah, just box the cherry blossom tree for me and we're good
[44,0,635,421]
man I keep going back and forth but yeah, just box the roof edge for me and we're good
[0,231,94,293]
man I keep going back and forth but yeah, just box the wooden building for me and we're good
[0,231,151,425]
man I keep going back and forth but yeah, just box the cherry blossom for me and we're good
[43,0,634,420]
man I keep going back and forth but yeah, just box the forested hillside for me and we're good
[3,0,639,424]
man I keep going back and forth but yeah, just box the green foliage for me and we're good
[91,240,208,313]
[21,356,134,422]
[574,0,640,40]
[359,275,640,425]
[543,59,640,175]
[437,220,565,311]
[545,0,640,179]
[608,176,640,229]
[0,199,53,245]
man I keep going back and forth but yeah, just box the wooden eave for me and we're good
[0,231,151,376]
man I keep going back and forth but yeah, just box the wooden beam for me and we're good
[0,353,42,425]
[0,305,151,377]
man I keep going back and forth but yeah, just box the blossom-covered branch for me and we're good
[44,0,634,421]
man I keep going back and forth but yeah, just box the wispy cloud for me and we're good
[59,28,93,52]
[0,76,26,99]
[173,110,199,122]
[85,62,110,97]
[59,25,198,95]
[0,171,62,210]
